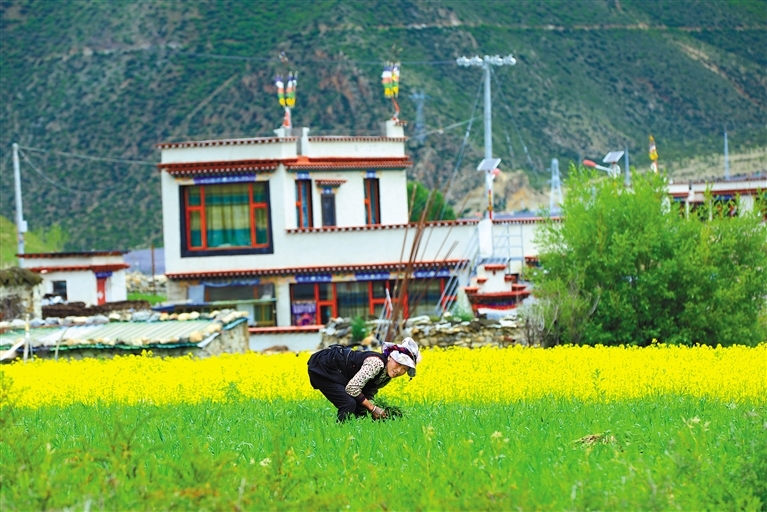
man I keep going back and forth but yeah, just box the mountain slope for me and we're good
[1,0,765,249]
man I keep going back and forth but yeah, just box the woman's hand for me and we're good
[371,406,388,420]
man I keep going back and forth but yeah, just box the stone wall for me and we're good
[125,271,168,296]
[0,284,42,320]
[319,311,525,349]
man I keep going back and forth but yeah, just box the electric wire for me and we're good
[175,50,454,66]
[18,145,158,166]
[421,117,479,138]
[490,67,539,172]
[18,150,85,194]
[18,149,126,194]
[438,75,485,220]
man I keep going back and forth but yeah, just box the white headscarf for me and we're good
[382,337,422,377]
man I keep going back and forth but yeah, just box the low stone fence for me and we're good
[126,271,168,295]
[319,312,525,349]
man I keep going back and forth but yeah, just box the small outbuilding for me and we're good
[18,251,129,306]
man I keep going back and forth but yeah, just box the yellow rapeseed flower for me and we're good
[2,344,765,409]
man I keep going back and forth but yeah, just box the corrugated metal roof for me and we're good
[0,319,242,351]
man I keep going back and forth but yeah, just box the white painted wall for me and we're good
[161,170,183,266]
[302,139,405,159]
[109,270,128,302]
[249,331,320,352]
[162,220,544,275]
[42,271,97,305]
[275,280,291,328]
[379,169,408,224]
[160,139,298,164]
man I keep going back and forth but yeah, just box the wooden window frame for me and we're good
[183,182,271,253]
[290,283,337,326]
[364,178,381,225]
[289,278,447,325]
[296,180,313,228]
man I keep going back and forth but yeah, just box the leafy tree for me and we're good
[407,181,456,222]
[530,165,767,347]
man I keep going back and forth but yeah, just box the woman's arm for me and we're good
[345,357,384,412]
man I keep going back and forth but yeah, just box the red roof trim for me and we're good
[156,137,297,149]
[315,179,347,187]
[249,325,323,334]
[483,264,507,271]
[286,157,412,170]
[307,136,407,142]
[27,264,130,273]
[18,251,127,259]
[166,259,464,280]
[285,218,551,234]
[466,290,531,297]
[159,159,286,176]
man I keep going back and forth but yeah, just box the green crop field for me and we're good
[2,396,765,510]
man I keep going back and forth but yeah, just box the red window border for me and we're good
[184,183,270,251]
[364,178,380,225]
[296,180,313,228]
[289,278,446,325]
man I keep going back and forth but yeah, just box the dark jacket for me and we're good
[308,345,390,399]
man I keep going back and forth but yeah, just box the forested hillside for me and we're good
[1,0,765,250]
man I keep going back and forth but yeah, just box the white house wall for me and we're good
[163,221,543,274]
[160,139,298,164]
[161,171,183,266]
[109,270,128,302]
[42,271,97,305]
[302,139,406,159]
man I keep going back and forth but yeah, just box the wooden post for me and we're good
[151,242,156,295]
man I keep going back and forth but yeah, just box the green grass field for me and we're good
[127,292,167,305]
[2,396,764,510]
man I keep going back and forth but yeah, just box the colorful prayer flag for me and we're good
[275,75,285,107]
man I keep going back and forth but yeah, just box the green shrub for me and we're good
[531,166,767,347]
[350,315,368,342]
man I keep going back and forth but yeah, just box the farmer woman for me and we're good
[307,337,421,422]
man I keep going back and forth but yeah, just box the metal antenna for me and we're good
[724,125,730,180]
[549,158,563,215]
[409,90,428,144]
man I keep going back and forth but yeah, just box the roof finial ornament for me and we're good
[274,52,297,131]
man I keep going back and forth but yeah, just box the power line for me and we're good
[18,149,125,194]
[18,150,85,194]
[175,50,454,66]
[19,145,157,166]
[440,76,485,217]
[421,117,479,138]
[490,67,539,173]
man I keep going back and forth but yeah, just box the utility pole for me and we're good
[724,126,730,180]
[624,146,630,187]
[409,90,427,144]
[456,54,516,219]
[12,143,26,263]
[549,158,563,215]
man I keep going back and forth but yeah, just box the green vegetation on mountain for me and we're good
[1,0,765,250]
[0,215,67,268]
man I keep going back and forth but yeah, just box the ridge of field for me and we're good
[1,1,765,249]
